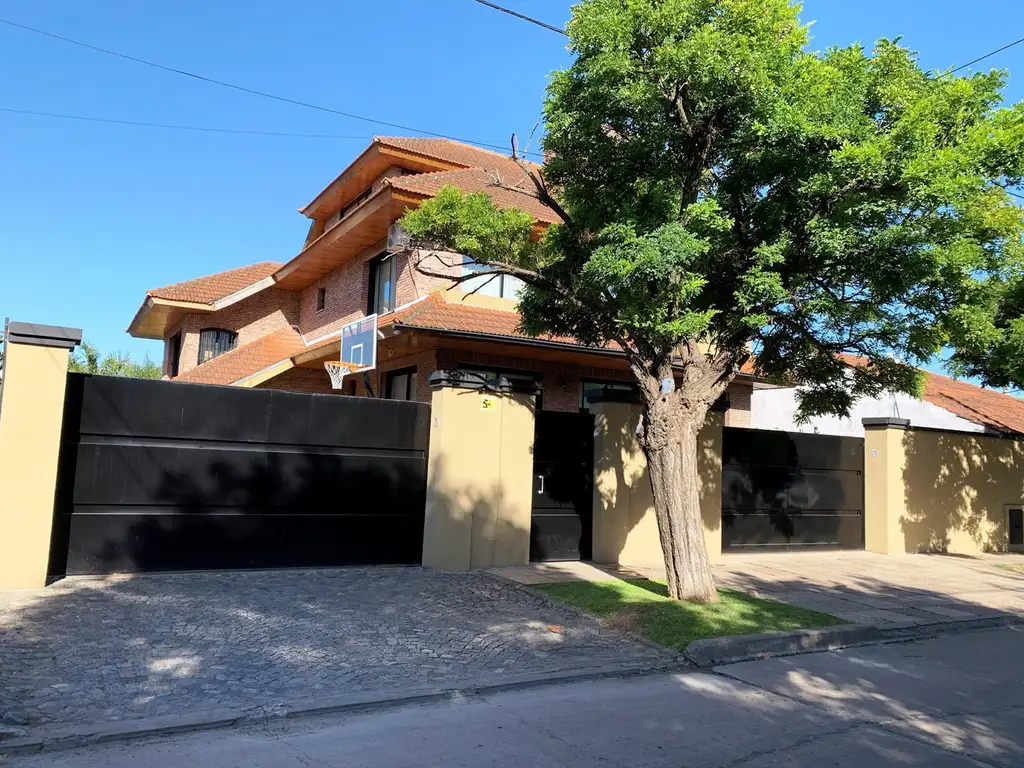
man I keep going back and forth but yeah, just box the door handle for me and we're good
[538,475,545,495]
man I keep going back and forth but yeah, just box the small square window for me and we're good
[316,287,326,313]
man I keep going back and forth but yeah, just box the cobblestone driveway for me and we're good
[0,568,666,729]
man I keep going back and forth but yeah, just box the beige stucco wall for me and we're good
[422,386,535,569]
[865,424,1024,555]
[589,401,723,567]
[0,341,73,588]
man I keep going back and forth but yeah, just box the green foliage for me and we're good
[401,0,1024,419]
[69,342,161,379]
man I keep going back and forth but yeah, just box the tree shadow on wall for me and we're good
[589,405,724,565]
[900,429,1023,554]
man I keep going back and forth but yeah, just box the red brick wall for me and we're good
[297,248,463,342]
[724,380,752,427]
[166,287,299,376]
[255,367,341,394]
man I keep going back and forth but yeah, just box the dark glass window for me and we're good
[368,253,398,315]
[316,286,327,312]
[168,332,182,378]
[580,380,638,407]
[386,367,418,401]
[197,328,237,365]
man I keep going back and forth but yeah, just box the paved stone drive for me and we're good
[0,568,668,729]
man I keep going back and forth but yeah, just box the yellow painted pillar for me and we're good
[588,397,724,567]
[863,417,910,555]
[0,321,81,589]
[421,371,536,570]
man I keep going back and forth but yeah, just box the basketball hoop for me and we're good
[324,361,350,390]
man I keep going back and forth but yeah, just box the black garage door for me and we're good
[530,410,594,562]
[49,374,429,575]
[722,427,864,551]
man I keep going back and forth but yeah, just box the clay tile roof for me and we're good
[836,354,1024,434]
[388,167,560,225]
[386,293,580,345]
[374,137,538,174]
[922,372,1024,435]
[174,327,305,386]
[148,262,282,304]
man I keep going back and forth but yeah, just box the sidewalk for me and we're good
[490,551,1024,628]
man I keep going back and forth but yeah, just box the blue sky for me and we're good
[1,1,1022,362]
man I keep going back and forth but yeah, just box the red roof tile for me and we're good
[148,262,281,304]
[174,327,305,386]
[388,167,561,225]
[374,137,539,175]
[923,372,1024,434]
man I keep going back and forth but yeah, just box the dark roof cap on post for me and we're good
[5,321,82,350]
[862,417,911,430]
[428,370,540,395]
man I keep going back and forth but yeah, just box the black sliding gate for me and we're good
[722,427,865,551]
[530,410,594,562]
[50,374,429,575]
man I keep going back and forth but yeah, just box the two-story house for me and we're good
[127,136,758,421]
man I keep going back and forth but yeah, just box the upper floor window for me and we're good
[168,331,182,378]
[461,257,524,300]
[197,328,238,365]
[316,286,327,312]
[368,253,398,315]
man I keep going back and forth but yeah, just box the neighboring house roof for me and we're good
[922,372,1024,435]
[174,327,305,387]
[147,262,282,304]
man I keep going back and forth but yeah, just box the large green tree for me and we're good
[401,0,1024,601]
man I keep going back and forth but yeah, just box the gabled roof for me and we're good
[174,327,305,387]
[373,137,538,175]
[148,262,282,304]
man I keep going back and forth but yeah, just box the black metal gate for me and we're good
[50,374,429,575]
[722,427,864,551]
[530,410,594,562]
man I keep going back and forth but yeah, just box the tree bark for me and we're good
[643,416,719,603]
[630,355,722,604]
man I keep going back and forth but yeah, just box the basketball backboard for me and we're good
[341,314,378,370]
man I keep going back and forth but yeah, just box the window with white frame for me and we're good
[461,257,524,300]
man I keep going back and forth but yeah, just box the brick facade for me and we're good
[724,381,752,427]
[166,288,299,377]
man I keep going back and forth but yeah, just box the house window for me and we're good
[316,287,327,312]
[385,367,418,401]
[197,328,238,364]
[368,253,398,315]
[461,257,525,300]
[338,187,373,221]
[458,367,542,408]
[168,331,182,378]
[581,380,638,407]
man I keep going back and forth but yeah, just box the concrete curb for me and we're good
[685,614,1023,667]
[0,662,683,758]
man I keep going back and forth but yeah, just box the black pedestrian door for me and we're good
[50,374,430,575]
[530,410,594,562]
[722,427,864,551]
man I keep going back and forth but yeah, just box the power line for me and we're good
[949,36,1024,74]
[471,0,566,35]
[0,106,372,139]
[0,17,540,157]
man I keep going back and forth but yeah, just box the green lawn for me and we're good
[537,579,845,651]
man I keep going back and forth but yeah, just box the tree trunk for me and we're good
[644,417,719,603]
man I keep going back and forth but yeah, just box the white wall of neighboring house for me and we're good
[751,387,987,437]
